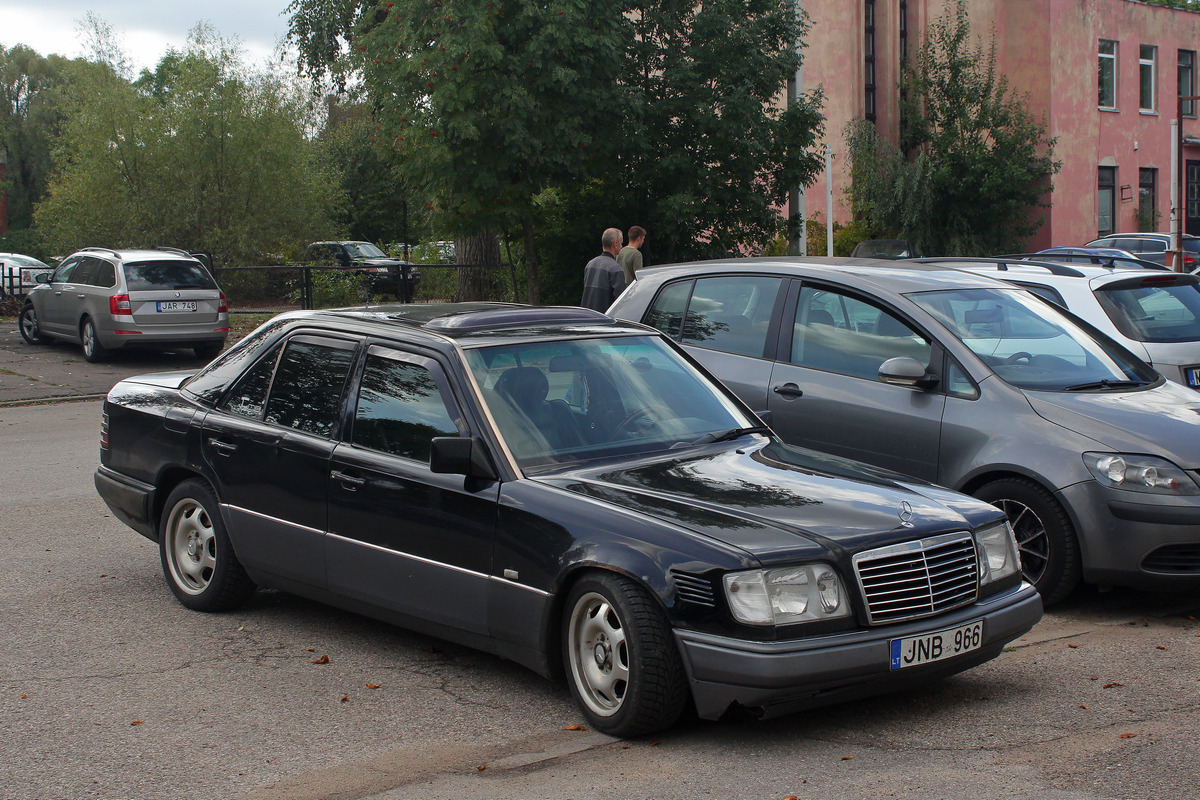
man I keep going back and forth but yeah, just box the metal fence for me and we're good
[214,264,515,314]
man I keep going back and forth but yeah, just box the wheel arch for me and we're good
[151,467,216,538]
[954,466,1087,561]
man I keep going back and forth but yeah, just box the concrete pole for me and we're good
[788,1,806,256]
[825,144,834,257]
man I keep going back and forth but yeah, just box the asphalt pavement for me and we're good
[0,319,222,405]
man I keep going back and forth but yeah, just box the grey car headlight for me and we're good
[1083,453,1200,495]
[723,564,852,626]
[975,521,1021,585]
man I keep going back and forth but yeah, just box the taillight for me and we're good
[109,294,132,315]
[1184,255,1196,270]
[218,291,228,314]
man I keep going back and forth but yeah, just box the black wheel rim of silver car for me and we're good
[567,591,629,717]
[993,498,1049,586]
[163,497,217,595]
[21,307,39,339]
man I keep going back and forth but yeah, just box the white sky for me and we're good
[0,1,294,73]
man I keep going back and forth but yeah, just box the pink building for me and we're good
[800,0,1200,249]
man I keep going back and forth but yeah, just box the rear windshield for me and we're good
[122,260,218,291]
[1096,276,1200,342]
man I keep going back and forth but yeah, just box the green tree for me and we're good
[845,0,1059,256]
[0,45,108,239]
[35,26,338,266]
[289,0,629,303]
[287,0,825,303]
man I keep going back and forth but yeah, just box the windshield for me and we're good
[346,243,387,258]
[123,260,218,291]
[465,335,755,470]
[1097,277,1200,343]
[909,287,1158,391]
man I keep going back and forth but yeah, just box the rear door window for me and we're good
[263,337,357,437]
[645,276,782,358]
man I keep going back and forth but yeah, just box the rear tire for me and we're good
[562,572,689,737]
[19,304,52,344]
[973,477,1081,605]
[80,317,109,362]
[159,479,256,612]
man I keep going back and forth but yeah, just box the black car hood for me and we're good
[1026,382,1200,468]
[544,440,989,562]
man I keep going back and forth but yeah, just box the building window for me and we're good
[1099,167,1117,237]
[1099,40,1117,109]
[865,0,877,123]
[1139,168,1157,231]
[1180,50,1196,118]
[899,0,909,63]
[1140,45,1157,112]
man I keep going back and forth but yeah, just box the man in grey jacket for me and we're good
[580,228,626,311]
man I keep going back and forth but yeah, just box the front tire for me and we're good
[19,304,52,344]
[562,572,688,737]
[974,477,1081,605]
[159,479,255,612]
[80,316,109,362]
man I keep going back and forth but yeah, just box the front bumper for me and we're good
[675,582,1042,721]
[1059,480,1200,590]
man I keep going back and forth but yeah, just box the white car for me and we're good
[927,258,1200,390]
[0,252,52,297]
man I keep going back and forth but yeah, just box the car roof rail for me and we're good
[79,246,122,258]
[914,256,1086,278]
[153,246,193,257]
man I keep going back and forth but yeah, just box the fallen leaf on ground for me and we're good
[305,648,315,652]
[366,683,380,689]
[563,724,588,731]
[1068,644,1078,648]
[340,696,350,703]
[1119,733,1137,739]
[1079,705,1088,709]
[130,721,144,726]
[477,765,486,771]
[1156,646,1168,650]
[841,756,854,761]
[311,655,330,664]
[1103,682,1125,688]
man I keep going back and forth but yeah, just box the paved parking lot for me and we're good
[0,319,220,405]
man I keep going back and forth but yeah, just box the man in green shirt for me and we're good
[617,226,646,284]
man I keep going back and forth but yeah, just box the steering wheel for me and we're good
[1003,351,1034,365]
[613,406,672,437]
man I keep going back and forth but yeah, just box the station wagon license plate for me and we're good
[156,301,198,313]
[890,619,983,670]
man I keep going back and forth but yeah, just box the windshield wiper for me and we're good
[1064,379,1148,392]
[691,425,771,445]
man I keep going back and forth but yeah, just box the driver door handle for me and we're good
[331,469,366,488]
[772,383,803,398]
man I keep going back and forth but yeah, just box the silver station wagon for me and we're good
[19,247,228,362]
[609,257,1200,605]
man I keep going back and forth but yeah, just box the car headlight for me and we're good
[723,564,852,626]
[1083,453,1200,495]
[975,520,1021,585]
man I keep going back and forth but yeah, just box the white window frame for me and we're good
[1140,44,1157,113]
[1099,39,1118,110]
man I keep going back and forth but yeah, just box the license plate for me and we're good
[1187,367,1200,388]
[890,619,983,670]
[156,301,198,313]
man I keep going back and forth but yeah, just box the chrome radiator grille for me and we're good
[852,532,979,625]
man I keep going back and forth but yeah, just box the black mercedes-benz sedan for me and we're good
[95,303,1041,737]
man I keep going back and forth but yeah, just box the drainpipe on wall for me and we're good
[1171,117,1179,270]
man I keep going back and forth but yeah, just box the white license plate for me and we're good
[890,619,983,670]
[1186,367,1200,388]
[156,301,198,312]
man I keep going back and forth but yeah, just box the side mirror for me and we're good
[430,436,498,480]
[36,272,51,285]
[878,356,939,389]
